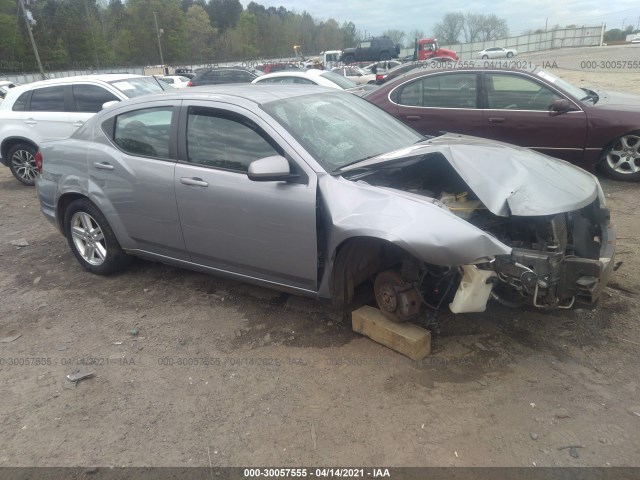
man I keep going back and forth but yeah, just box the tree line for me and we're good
[0,0,514,74]
[0,0,361,72]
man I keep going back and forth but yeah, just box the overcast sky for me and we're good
[246,0,640,38]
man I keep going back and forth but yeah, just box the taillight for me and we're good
[376,74,384,81]
[187,81,193,87]
[34,150,43,174]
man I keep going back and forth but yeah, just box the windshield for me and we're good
[108,77,166,98]
[261,92,423,172]
[535,68,589,102]
[320,71,359,89]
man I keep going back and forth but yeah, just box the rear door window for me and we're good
[29,86,66,111]
[112,107,174,159]
[72,84,119,113]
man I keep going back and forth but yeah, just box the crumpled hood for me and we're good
[342,134,599,217]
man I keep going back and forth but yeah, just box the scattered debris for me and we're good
[113,341,123,345]
[33,276,42,285]
[454,451,459,458]
[530,432,539,441]
[10,238,29,247]
[55,345,68,352]
[66,369,95,382]
[311,424,317,450]
[0,333,22,343]
[530,403,536,408]
[558,445,584,459]
[476,379,487,387]
[130,327,139,337]
[627,406,640,417]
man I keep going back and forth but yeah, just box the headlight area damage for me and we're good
[323,135,615,321]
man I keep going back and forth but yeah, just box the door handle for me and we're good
[405,115,421,121]
[93,162,114,170]
[24,119,37,126]
[488,117,505,123]
[180,177,209,187]
[73,121,84,127]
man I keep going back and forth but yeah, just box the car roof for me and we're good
[255,69,326,80]
[4,74,147,97]
[107,84,342,109]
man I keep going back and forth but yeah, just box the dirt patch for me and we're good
[1,50,640,468]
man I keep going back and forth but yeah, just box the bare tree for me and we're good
[462,13,482,43]
[383,29,405,45]
[434,13,464,45]
[478,14,508,41]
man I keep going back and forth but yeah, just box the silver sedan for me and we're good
[35,85,614,320]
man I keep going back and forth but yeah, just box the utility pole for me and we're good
[153,11,165,69]
[18,0,45,79]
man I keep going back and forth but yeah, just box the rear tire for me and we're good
[506,52,514,58]
[379,52,391,61]
[482,55,489,59]
[342,54,355,65]
[598,134,640,182]
[63,198,132,275]
[7,143,38,186]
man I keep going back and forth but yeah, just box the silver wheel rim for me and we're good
[606,135,640,175]
[11,148,37,182]
[70,212,107,266]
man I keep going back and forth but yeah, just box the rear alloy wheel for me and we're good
[64,199,131,275]
[8,143,38,186]
[599,134,640,181]
[506,51,514,58]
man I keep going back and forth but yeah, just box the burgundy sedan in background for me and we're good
[364,66,640,181]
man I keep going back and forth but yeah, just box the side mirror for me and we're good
[549,98,571,116]
[102,100,120,110]
[247,155,299,182]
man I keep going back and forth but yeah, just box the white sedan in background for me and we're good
[476,47,518,59]
[331,66,376,85]
[251,69,361,90]
[156,75,191,88]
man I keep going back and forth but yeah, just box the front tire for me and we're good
[342,54,355,65]
[7,143,38,186]
[598,134,640,181]
[63,199,131,275]
[379,52,391,61]
[506,52,514,58]
[482,54,489,59]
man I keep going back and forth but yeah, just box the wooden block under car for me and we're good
[351,306,431,360]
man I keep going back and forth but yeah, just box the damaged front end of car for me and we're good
[323,134,616,319]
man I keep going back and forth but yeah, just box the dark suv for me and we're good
[187,67,258,86]
[341,37,400,64]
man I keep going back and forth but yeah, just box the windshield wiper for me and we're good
[332,154,381,173]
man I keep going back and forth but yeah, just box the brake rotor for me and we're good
[374,271,405,315]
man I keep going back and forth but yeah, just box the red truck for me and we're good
[415,38,458,61]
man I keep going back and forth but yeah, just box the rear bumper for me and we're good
[35,176,61,233]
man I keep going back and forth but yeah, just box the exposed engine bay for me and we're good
[342,152,615,318]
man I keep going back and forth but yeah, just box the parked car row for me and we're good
[2,63,640,188]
